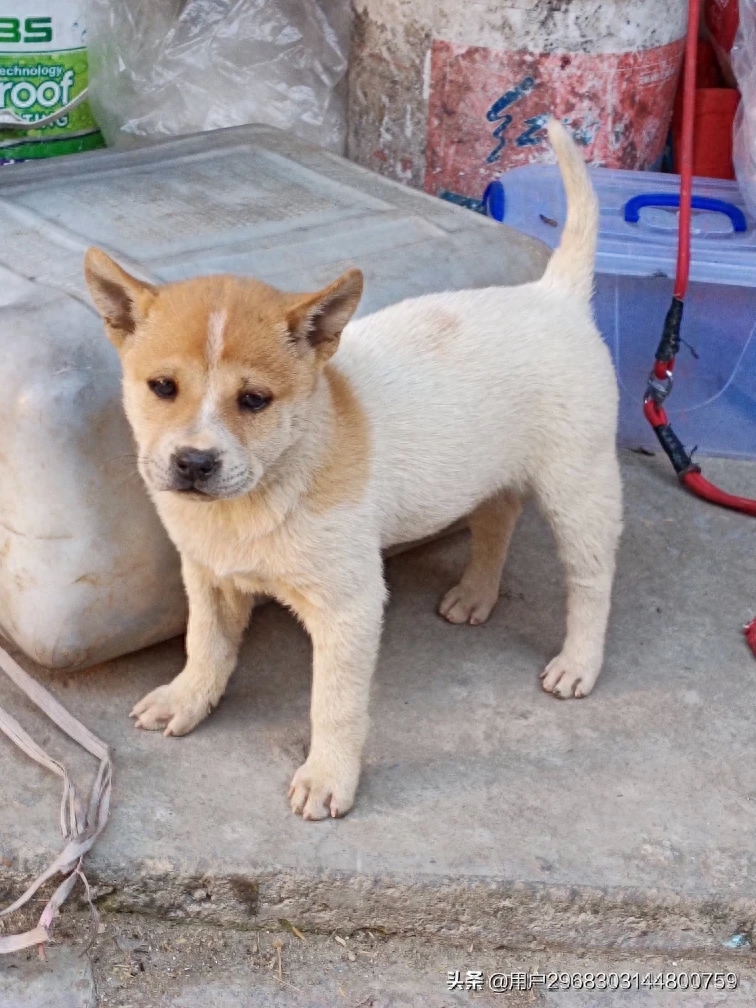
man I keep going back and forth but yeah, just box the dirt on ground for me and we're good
[4,908,754,1007]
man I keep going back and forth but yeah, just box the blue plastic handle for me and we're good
[623,193,748,232]
[482,180,506,222]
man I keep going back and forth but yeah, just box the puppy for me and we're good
[85,119,621,820]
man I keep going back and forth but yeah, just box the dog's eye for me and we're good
[238,391,272,412]
[148,378,178,400]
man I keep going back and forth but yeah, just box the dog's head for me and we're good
[84,249,363,500]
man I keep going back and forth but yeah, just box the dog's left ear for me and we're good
[285,268,363,364]
[84,247,157,350]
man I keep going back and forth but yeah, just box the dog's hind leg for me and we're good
[438,490,522,626]
[534,450,622,698]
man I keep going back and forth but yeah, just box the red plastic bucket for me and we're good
[673,88,740,179]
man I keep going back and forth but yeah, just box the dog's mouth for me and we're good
[141,457,260,501]
[165,480,256,501]
[171,486,219,501]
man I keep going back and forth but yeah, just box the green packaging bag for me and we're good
[0,2,104,163]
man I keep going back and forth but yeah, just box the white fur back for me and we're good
[329,118,606,547]
[334,279,617,548]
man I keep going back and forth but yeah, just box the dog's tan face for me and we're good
[84,249,363,500]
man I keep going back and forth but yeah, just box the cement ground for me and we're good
[2,451,756,1001]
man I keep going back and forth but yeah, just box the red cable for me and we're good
[651,0,756,655]
[651,0,756,519]
[681,471,756,516]
[746,618,756,658]
[647,398,756,517]
[673,0,700,300]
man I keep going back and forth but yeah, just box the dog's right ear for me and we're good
[84,248,157,349]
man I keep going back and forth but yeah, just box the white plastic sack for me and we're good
[86,0,350,153]
[732,0,756,219]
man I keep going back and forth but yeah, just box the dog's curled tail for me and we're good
[541,118,599,303]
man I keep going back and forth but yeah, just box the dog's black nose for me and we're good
[173,448,220,485]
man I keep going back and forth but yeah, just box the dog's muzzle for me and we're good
[170,447,221,493]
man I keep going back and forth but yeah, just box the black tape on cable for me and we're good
[651,422,695,476]
[655,297,684,363]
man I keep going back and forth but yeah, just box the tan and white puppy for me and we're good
[85,119,622,820]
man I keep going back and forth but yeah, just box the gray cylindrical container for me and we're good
[348,0,687,202]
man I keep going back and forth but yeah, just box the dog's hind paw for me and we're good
[438,581,499,626]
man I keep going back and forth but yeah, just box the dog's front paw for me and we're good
[130,677,214,736]
[438,581,499,625]
[540,653,599,699]
[288,754,359,821]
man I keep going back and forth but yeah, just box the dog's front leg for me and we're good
[288,569,385,821]
[131,558,253,736]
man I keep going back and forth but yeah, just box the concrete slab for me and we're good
[2,451,756,955]
[0,945,95,1008]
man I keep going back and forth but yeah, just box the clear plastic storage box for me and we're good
[486,166,756,459]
